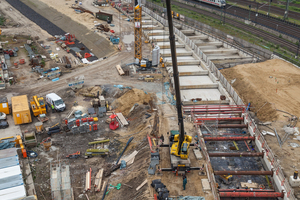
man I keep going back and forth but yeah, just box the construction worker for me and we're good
[183,175,187,190]
[51,104,55,113]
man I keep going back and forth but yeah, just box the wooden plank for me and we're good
[241,182,259,188]
[136,179,148,191]
[116,65,125,76]
[116,113,128,126]
[117,150,138,164]
[95,169,104,192]
[101,181,107,191]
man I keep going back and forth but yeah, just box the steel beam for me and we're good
[219,189,275,192]
[214,170,273,176]
[208,152,263,158]
[195,117,244,121]
[204,136,255,141]
[219,191,283,198]
[200,124,248,128]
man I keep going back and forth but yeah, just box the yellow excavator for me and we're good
[30,96,47,116]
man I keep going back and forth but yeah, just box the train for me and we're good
[197,0,226,8]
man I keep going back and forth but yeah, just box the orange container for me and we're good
[0,97,10,114]
[22,149,27,158]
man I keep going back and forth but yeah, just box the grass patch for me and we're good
[0,16,5,26]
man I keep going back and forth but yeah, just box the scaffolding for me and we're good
[50,160,73,200]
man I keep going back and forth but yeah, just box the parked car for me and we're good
[0,120,9,129]
[0,112,6,120]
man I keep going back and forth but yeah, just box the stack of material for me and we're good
[117,150,138,166]
[116,113,128,127]
[85,168,92,191]
[94,169,104,192]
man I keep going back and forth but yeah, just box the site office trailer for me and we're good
[11,95,32,125]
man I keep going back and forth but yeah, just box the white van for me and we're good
[46,93,66,112]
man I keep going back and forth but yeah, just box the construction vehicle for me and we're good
[66,151,80,158]
[131,2,157,71]
[30,96,47,117]
[219,175,233,185]
[158,0,199,175]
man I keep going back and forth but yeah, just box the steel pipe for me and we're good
[219,189,275,192]
[209,152,263,158]
[195,117,244,121]
[214,170,273,176]
[219,191,283,198]
[204,136,255,141]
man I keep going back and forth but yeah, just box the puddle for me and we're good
[123,34,134,44]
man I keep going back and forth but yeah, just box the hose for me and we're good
[27,150,38,158]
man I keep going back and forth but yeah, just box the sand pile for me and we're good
[221,59,300,122]
[76,86,102,97]
[112,88,151,116]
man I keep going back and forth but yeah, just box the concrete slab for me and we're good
[156,42,185,48]
[179,76,213,86]
[178,65,204,72]
[146,30,168,36]
[0,115,22,138]
[181,89,221,101]
[196,42,223,47]
[164,56,197,61]
[141,20,157,25]
[201,179,211,191]
[160,49,193,57]
[202,49,238,55]
[142,25,163,30]
[181,29,195,35]
[193,148,203,160]
[189,35,208,40]
[149,35,177,42]
[207,55,245,60]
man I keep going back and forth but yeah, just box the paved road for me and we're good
[8,0,116,59]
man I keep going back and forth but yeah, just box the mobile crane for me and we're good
[159,0,199,175]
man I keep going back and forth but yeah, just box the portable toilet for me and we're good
[0,97,9,114]
[11,95,32,125]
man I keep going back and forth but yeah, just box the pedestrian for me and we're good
[183,175,187,190]
[51,104,55,113]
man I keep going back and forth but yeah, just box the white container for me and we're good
[152,45,160,66]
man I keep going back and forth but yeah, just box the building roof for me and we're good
[11,95,29,113]
[0,148,26,200]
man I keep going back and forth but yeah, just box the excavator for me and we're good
[30,96,47,117]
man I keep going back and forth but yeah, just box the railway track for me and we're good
[171,1,299,53]
[186,0,300,39]
[230,0,300,21]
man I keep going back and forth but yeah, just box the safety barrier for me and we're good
[244,113,295,199]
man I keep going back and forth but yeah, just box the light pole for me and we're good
[249,4,252,21]
[284,0,289,21]
[297,39,300,57]
[268,0,271,16]
[224,3,236,24]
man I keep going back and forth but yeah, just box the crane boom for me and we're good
[134,3,142,62]
[165,0,185,155]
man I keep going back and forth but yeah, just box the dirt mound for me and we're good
[112,88,152,116]
[221,59,300,122]
[76,86,102,97]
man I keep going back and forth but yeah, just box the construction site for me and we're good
[0,0,300,200]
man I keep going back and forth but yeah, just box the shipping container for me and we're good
[96,11,113,21]
[0,97,9,114]
[11,95,32,125]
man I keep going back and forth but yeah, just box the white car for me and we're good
[0,112,6,120]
